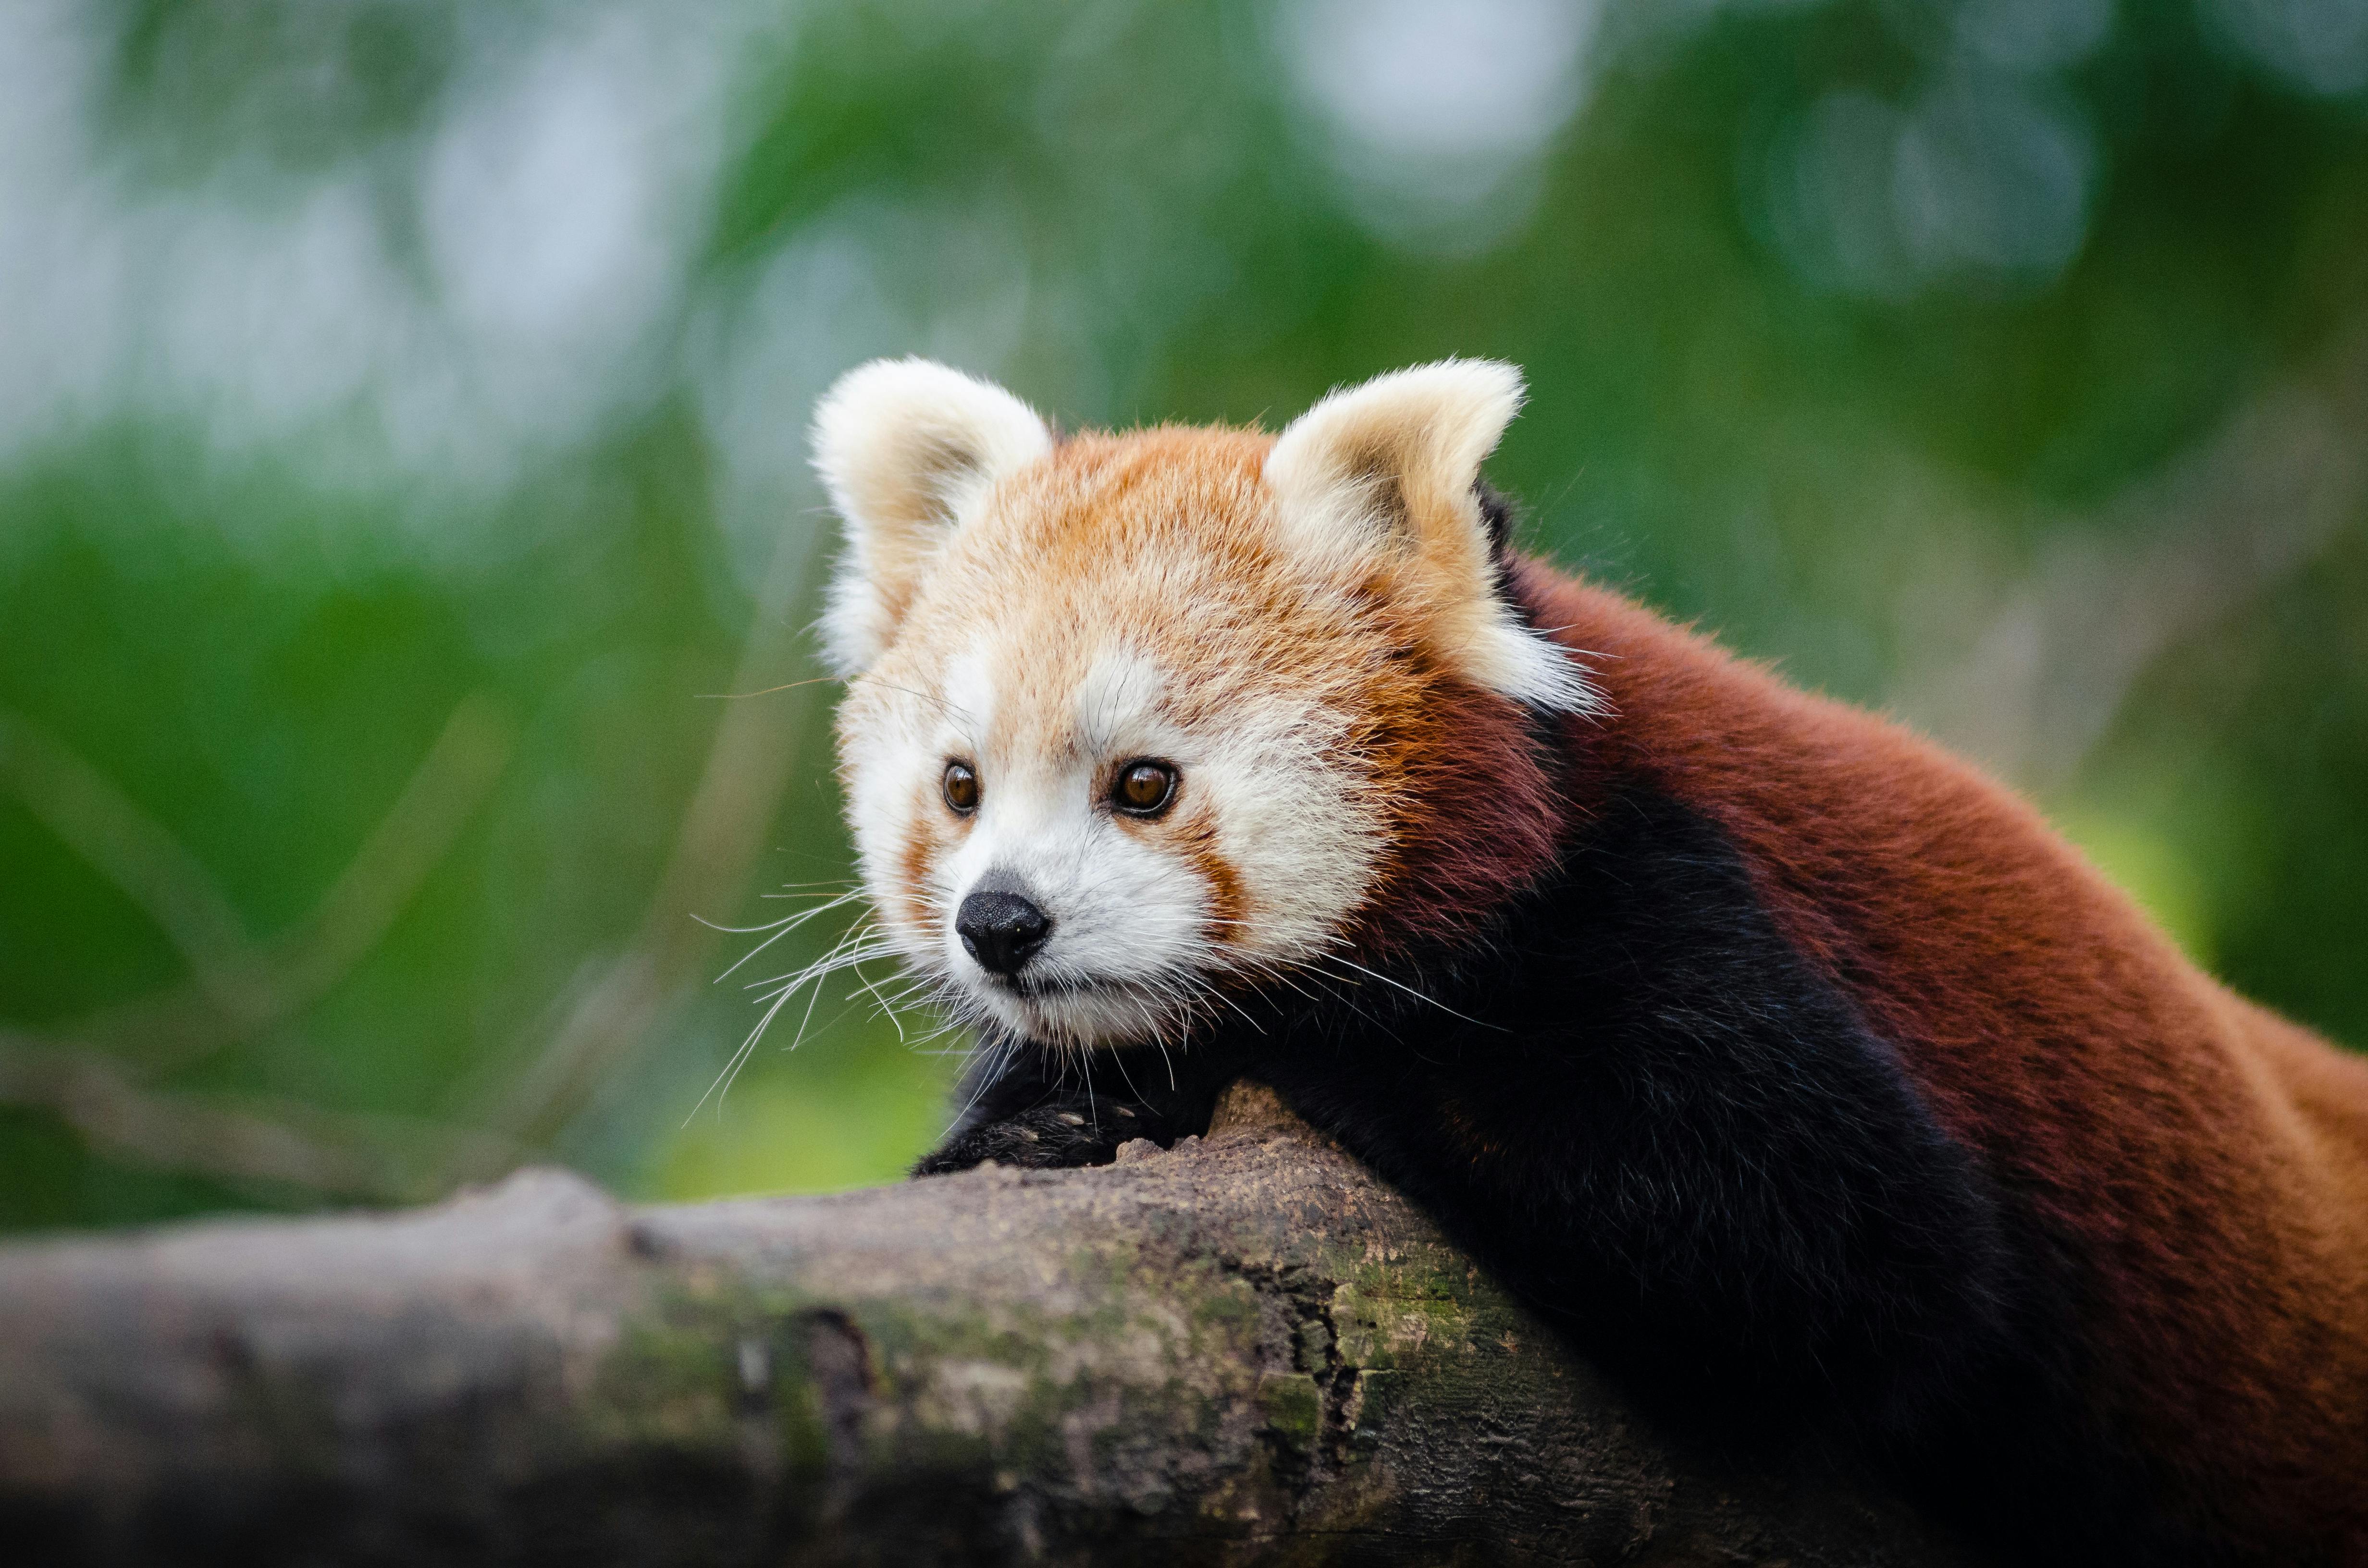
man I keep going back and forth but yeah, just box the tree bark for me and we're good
[0,1082,1975,1566]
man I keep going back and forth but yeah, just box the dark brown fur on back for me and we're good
[1499,560,2368,1558]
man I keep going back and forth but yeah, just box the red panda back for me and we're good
[1520,562,2368,1556]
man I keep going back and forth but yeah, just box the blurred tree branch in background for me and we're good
[0,693,519,1201]
[44,693,519,1068]
[0,1030,521,1203]
[0,511,831,1206]
[1892,317,2368,793]
[463,529,826,1165]
[0,710,267,1022]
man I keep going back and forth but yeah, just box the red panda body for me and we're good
[814,358,2368,1562]
[1504,562,2368,1558]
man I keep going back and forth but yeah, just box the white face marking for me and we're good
[819,360,1597,1058]
[841,632,1381,1051]
[935,648,1200,1038]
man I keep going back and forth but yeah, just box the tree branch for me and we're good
[0,1084,1974,1566]
[0,1029,526,1205]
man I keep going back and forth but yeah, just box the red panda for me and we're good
[811,356,2368,1563]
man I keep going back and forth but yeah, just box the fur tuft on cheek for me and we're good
[1345,670,1569,967]
[1176,813,1248,943]
[894,800,946,945]
[1174,691,1381,973]
[838,685,970,976]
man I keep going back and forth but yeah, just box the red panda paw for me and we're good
[911,1099,1151,1176]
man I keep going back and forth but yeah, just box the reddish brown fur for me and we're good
[894,780,942,939]
[1509,560,2368,1558]
[832,379,2368,1554]
[1173,813,1250,941]
[1346,660,1565,966]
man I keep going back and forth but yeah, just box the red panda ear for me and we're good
[1265,361,1597,712]
[809,358,1053,673]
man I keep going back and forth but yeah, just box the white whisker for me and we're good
[1317,955,1505,1031]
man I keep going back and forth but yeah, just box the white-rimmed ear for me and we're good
[811,358,1053,672]
[1264,360,1596,712]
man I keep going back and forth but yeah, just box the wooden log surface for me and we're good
[0,1082,1975,1565]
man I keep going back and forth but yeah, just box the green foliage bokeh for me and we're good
[2,0,2363,1231]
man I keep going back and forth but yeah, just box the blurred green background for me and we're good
[2,0,2363,1233]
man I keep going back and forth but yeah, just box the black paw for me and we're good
[913,1100,1148,1175]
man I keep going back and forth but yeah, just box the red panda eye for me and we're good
[1113,760,1178,816]
[942,760,979,814]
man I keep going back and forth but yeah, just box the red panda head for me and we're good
[814,358,1595,1050]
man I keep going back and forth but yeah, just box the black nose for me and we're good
[955,889,1052,977]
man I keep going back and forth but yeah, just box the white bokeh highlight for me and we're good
[2205,0,2368,97]
[0,0,736,546]
[1756,0,2110,299]
[1277,0,1602,252]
